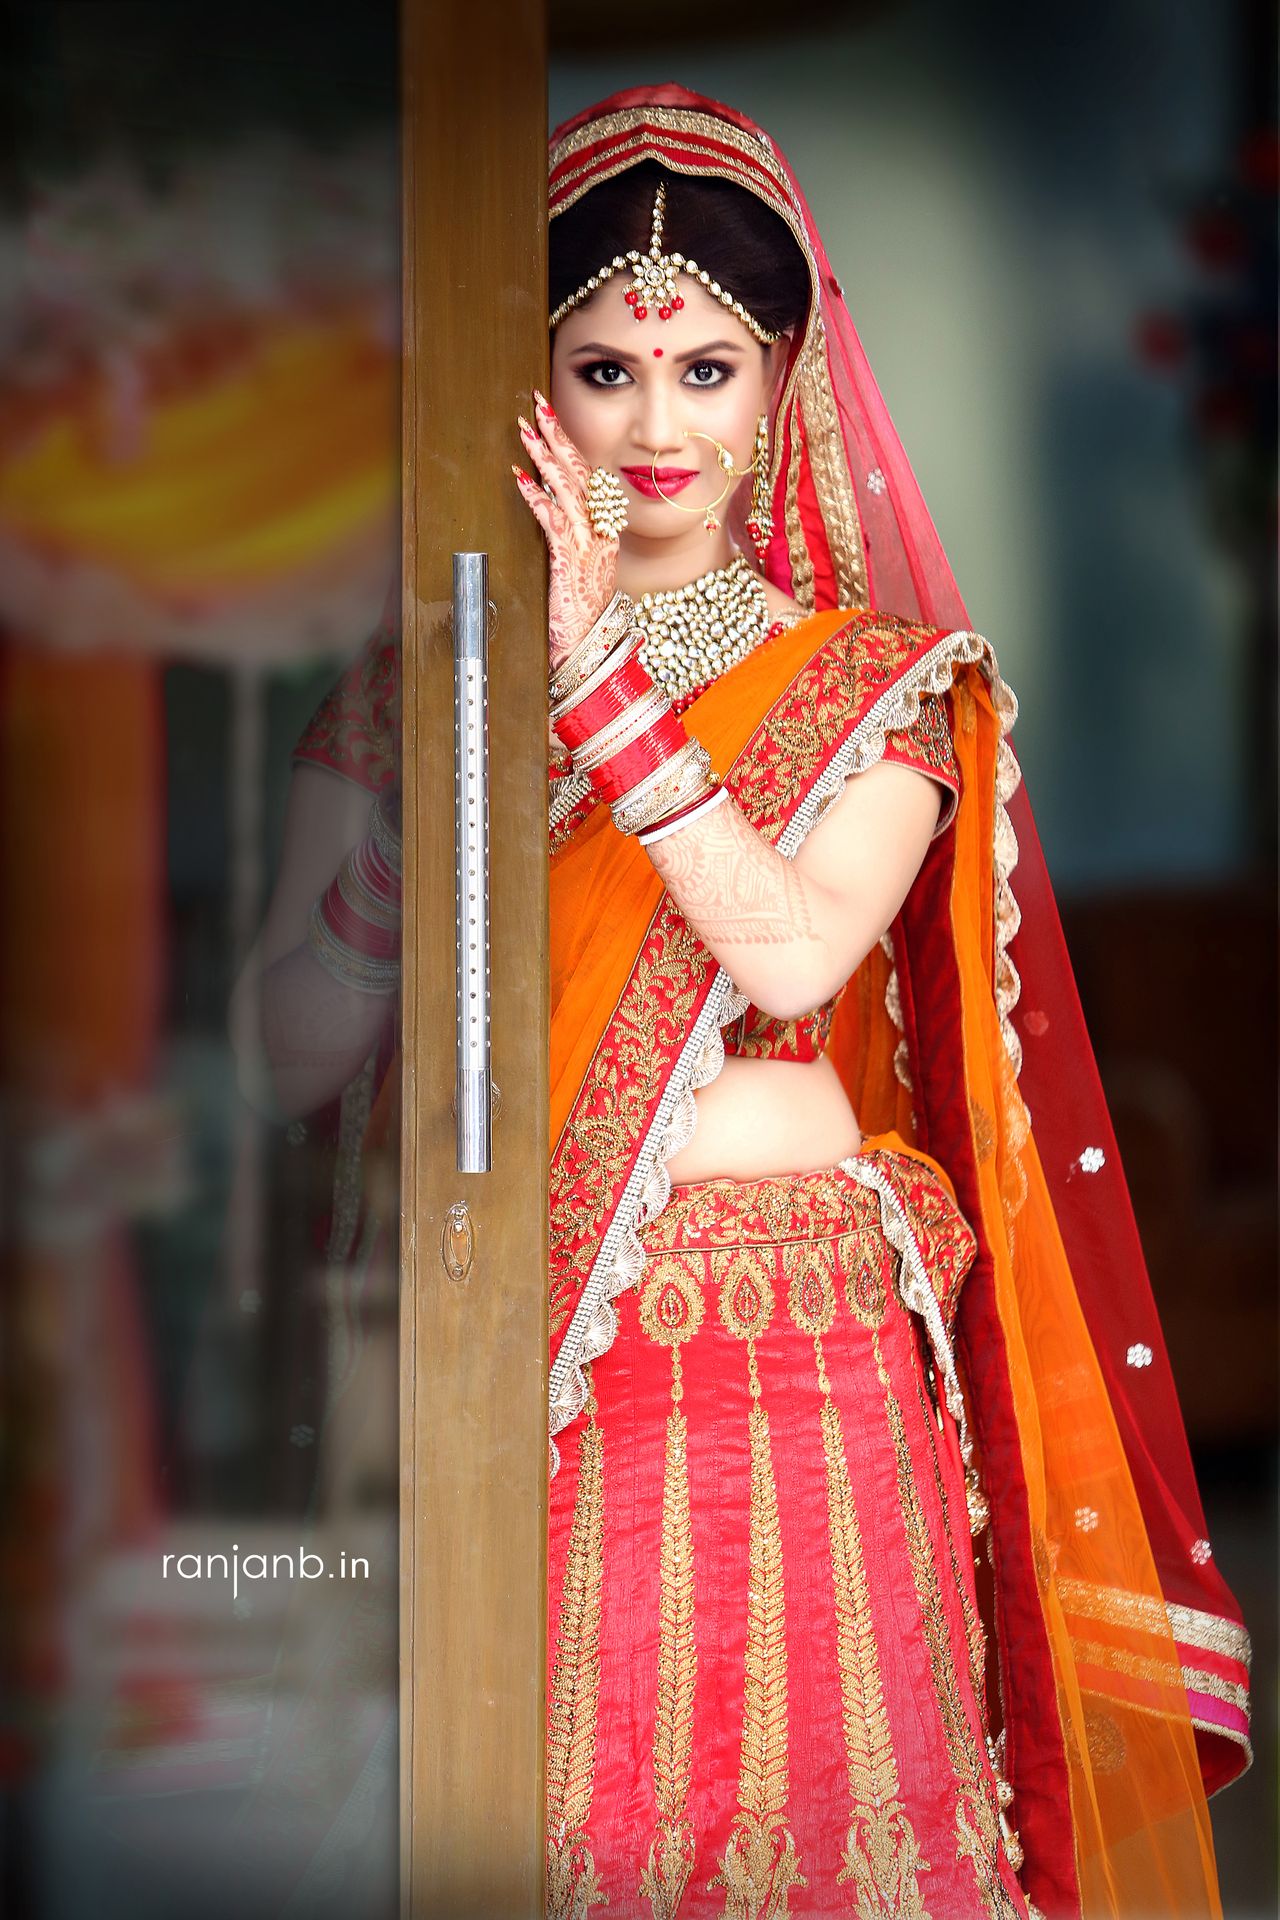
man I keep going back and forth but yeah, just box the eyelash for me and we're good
[575,358,736,390]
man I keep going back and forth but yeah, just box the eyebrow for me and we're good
[565,339,747,364]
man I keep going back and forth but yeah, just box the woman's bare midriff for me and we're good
[664,1053,863,1187]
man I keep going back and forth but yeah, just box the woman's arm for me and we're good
[228,763,397,1122]
[647,759,943,1019]
[509,391,942,1020]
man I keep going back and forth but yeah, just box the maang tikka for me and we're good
[548,181,782,348]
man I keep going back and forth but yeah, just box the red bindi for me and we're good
[653,348,663,358]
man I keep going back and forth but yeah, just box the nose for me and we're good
[635,372,682,462]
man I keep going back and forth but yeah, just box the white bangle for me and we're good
[635,784,731,846]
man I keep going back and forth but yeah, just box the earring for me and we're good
[585,466,629,539]
[744,413,773,565]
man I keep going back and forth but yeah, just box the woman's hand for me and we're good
[512,388,618,671]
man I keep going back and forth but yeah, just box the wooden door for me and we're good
[400,2,549,1911]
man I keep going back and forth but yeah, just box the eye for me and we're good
[684,360,734,387]
[576,359,633,388]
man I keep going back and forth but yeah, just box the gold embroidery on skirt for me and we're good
[639,1259,704,1918]
[910,1367,989,1720]
[546,1394,608,1919]
[711,1252,806,1917]
[877,1339,1021,1920]
[839,1228,890,1328]
[788,1252,933,1916]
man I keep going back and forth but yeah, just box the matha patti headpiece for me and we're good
[548,181,782,347]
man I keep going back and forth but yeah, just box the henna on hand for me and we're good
[647,798,820,949]
[513,389,619,671]
[547,535,618,667]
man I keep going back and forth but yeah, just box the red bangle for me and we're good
[349,835,403,911]
[554,652,656,751]
[321,878,402,958]
[587,709,690,804]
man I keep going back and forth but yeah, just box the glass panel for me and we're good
[3,8,401,1915]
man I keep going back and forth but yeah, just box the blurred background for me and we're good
[0,1,1274,1915]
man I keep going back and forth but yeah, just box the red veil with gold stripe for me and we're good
[545,85,1250,1920]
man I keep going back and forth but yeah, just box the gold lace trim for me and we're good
[798,329,869,609]
[1057,1576,1252,1670]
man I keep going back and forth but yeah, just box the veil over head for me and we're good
[550,83,1249,1918]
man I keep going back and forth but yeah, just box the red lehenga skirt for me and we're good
[546,1144,1032,1920]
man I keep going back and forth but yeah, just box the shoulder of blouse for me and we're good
[292,622,400,796]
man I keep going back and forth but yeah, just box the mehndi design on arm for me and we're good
[648,798,820,949]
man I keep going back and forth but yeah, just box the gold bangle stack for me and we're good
[548,590,637,709]
[335,857,401,933]
[610,739,718,837]
[307,895,400,995]
[369,793,402,876]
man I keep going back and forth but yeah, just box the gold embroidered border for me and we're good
[644,1162,880,1256]
[910,1366,988,1729]
[550,107,801,221]
[783,393,816,612]
[711,1266,805,1916]
[1057,1576,1252,1671]
[640,1407,699,1916]
[1182,1668,1250,1715]
[1073,1638,1249,1719]
[546,1412,608,1919]
[879,1339,1019,1920]
[797,343,869,610]
[816,1383,932,1916]
[1074,1680,1255,1775]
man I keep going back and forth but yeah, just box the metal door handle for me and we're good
[453,552,491,1171]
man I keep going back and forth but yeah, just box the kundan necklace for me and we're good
[631,552,788,704]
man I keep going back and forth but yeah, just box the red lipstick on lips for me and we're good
[621,466,698,500]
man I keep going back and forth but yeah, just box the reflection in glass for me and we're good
[1,8,400,1913]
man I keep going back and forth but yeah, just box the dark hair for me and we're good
[549,159,810,343]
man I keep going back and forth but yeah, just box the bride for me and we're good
[520,85,1248,1920]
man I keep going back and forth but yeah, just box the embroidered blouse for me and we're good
[722,689,960,1065]
[293,625,400,794]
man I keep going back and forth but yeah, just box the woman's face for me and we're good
[550,275,786,555]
